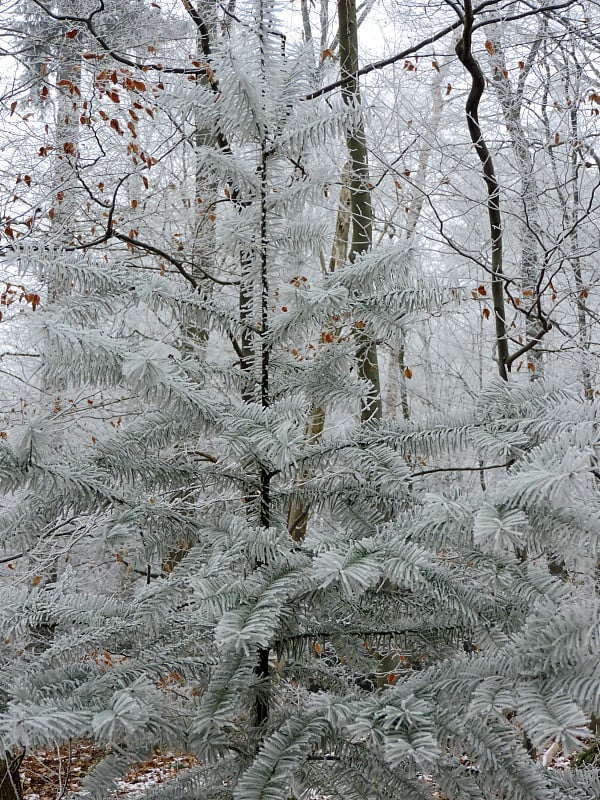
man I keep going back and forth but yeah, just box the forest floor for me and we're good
[19,737,598,799]
[21,742,200,799]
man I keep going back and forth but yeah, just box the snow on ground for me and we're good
[21,744,199,800]
[20,738,595,799]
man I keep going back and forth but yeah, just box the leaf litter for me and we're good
[21,741,200,800]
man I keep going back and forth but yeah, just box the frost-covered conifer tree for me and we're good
[0,2,599,800]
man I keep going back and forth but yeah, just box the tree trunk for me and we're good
[186,0,218,357]
[488,25,544,376]
[338,0,382,421]
[567,83,592,398]
[455,2,509,382]
[0,754,23,800]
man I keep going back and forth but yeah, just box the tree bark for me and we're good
[253,3,272,726]
[566,68,592,398]
[185,0,218,357]
[487,26,544,376]
[338,0,382,420]
[0,754,23,800]
[455,2,509,382]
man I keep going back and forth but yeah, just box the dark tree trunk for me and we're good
[0,753,24,800]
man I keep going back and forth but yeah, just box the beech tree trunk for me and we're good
[488,25,544,376]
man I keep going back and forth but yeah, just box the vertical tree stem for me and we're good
[255,3,271,725]
[455,1,509,381]
[338,0,382,418]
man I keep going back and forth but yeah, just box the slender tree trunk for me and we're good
[455,2,509,382]
[397,334,410,421]
[488,26,544,376]
[320,0,329,57]
[566,76,592,397]
[385,343,399,421]
[185,1,218,356]
[338,0,382,421]
[182,0,270,726]
[385,331,410,421]
[300,0,313,54]
[254,2,272,726]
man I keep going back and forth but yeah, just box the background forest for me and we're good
[0,0,599,798]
